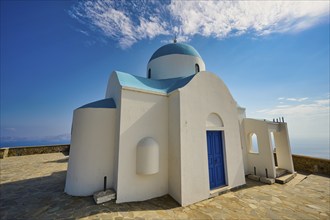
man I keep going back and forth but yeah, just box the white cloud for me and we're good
[276,105,291,108]
[254,96,329,141]
[77,29,89,36]
[70,0,170,48]
[258,98,329,117]
[161,35,191,44]
[286,97,309,102]
[315,99,330,105]
[261,103,328,117]
[170,1,329,37]
[277,97,309,102]
[69,0,329,48]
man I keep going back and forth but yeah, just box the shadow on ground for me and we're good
[1,167,325,220]
[0,171,179,219]
[0,169,268,219]
[44,157,69,164]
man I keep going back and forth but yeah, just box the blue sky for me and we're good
[1,1,329,157]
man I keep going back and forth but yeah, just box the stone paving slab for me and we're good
[0,153,329,219]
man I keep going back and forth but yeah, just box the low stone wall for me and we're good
[0,144,70,159]
[0,148,7,159]
[1,146,329,176]
[292,154,330,175]
[274,153,329,176]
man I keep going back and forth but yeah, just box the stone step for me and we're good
[275,172,297,184]
[285,173,307,186]
[275,168,287,178]
[93,189,116,204]
[247,174,260,181]
[209,186,230,198]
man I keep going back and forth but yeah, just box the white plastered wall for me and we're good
[242,119,276,178]
[168,91,182,204]
[115,89,168,203]
[105,71,123,191]
[147,54,205,79]
[273,123,295,173]
[177,71,246,206]
[105,71,122,104]
[65,107,116,196]
[237,107,249,174]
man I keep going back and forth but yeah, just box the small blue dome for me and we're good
[149,43,201,62]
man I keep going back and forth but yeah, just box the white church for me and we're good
[65,42,295,206]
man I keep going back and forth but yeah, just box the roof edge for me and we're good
[78,98,116,109]
[113,71,196,95]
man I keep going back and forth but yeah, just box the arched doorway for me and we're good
[206,113,226,189]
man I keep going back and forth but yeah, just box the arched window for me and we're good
[195,64,200,73]
[148,69,151,78]
[270,132,276,152]
[249,133,259,153]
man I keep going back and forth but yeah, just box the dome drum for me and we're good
[147,43,206,80]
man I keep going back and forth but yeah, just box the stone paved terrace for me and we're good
[0,153,329,220]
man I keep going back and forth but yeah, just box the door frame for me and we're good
[206,130,227,190]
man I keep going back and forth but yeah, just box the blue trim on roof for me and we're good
[167,74,195,93]
[115,71,195,94]
[79,98,116,109]
[149,43,201,62]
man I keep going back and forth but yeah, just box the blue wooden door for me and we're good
[207,131,226,189]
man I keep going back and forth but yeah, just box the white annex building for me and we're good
[65,42,295,206]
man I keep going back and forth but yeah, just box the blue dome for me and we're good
[149,43,202,62]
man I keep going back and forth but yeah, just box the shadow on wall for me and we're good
[0,170,179,220]
[116,92,169,202]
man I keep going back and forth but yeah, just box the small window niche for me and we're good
[195,64,200,73]
[148,69,151,78]
[136,137,159,175]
